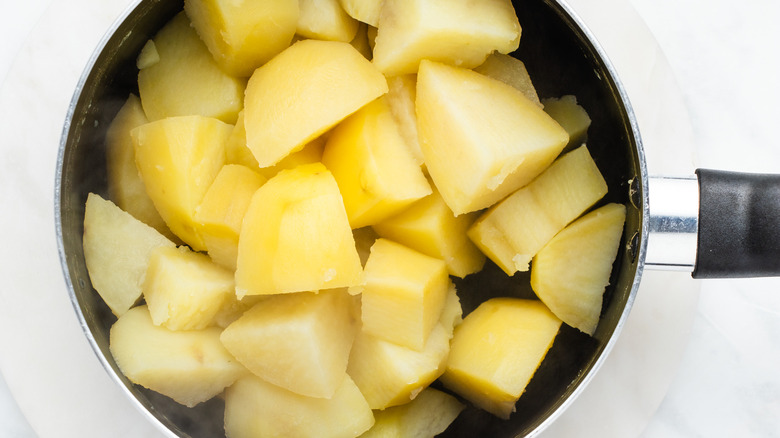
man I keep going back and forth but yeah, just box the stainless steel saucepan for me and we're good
[55,0,780,436]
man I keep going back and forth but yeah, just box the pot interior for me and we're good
[56,0,646,436]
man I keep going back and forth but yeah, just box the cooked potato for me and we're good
[235,163,363,297]
[110,305,246,408]
[416,59,569,215]
[83,193,175,317]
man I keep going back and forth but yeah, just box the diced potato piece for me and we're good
[110,306,246,408]
[416,60,569,215]
[184,0,299,77]
[220,289,359,398]
[235,163,363,296]
[350,22,374,59]
[372,184,485,278]
[340,0,383,27]
[143,246,235,331]
[358,387,464,438]
[105,94,175,240]
[224,373,374,438]
[194,164,266,270]
[136,40,160,69]
[225,110,326,179]
[468,145,608,275]
[132,115,231,251]
[542,95,592,149]
[474,53,542,108]
[244,39,388,167]
[531,203,626,335]
[372,0,521,76]
[385,74,424,166]
[322,97,431,229]
[359,238,449,351]
[137,12,244,124]
[83,193,175,316]
[441,298,561,419]
[298,0,360,42]
[347,323,450,410]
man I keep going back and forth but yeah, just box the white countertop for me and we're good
[1,0,778,437]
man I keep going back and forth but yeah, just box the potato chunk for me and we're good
[372,184,485,278]
[440,298,561,419]
[297,0,360,42]
[143,246,235,331]
[468,145,608,275]
[372,0,521,76]
[235,163,363,296]
[359,238,449,351]
[358,387,464,438]
[105,94,174,240]
[542,95,593,149]
[224,373,374,438]
[137,12,244,123]
[109,306,246,408]
[244,39,388,167]
[474,53,542,108]
[416,60,569,215]
[322,97,431,229]
[531,203,626,335]
[193,164,266,270]
[184,0,299,77]
[132,115,231,251]
[220,289,359,399]
[347,323,450,410]
[83,193,175,316]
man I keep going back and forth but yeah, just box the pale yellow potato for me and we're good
[441,298,561,419]
[137,12,245,124]
[474,53,542,108]
[82,193,175,317]
[468,145,608,275]
[110,305,246,408]
[105,94,175,241]
[220,289,359,399]
[531,203,626,335]
[193,164,266,270]
[243,39,387,167]
[416,59,569,215]
[131,115,231,251]
[184,0,299,77]
[358,387,464,438]
[542,95,593,149]
[143,246,235,331]
[297,0,360,42]
[322,96,431,229]
[372,0,521,76]
[224,110,327,180]
[348,323,450,410]
[235,163,363,296]
[359,238,449,351]
[372,183,485,278]
[224,373,374,438]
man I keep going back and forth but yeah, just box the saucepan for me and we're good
[54,0,780,437]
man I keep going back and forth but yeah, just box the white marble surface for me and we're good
[0,0,778,437]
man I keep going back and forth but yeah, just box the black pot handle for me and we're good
[693,168,780,278]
